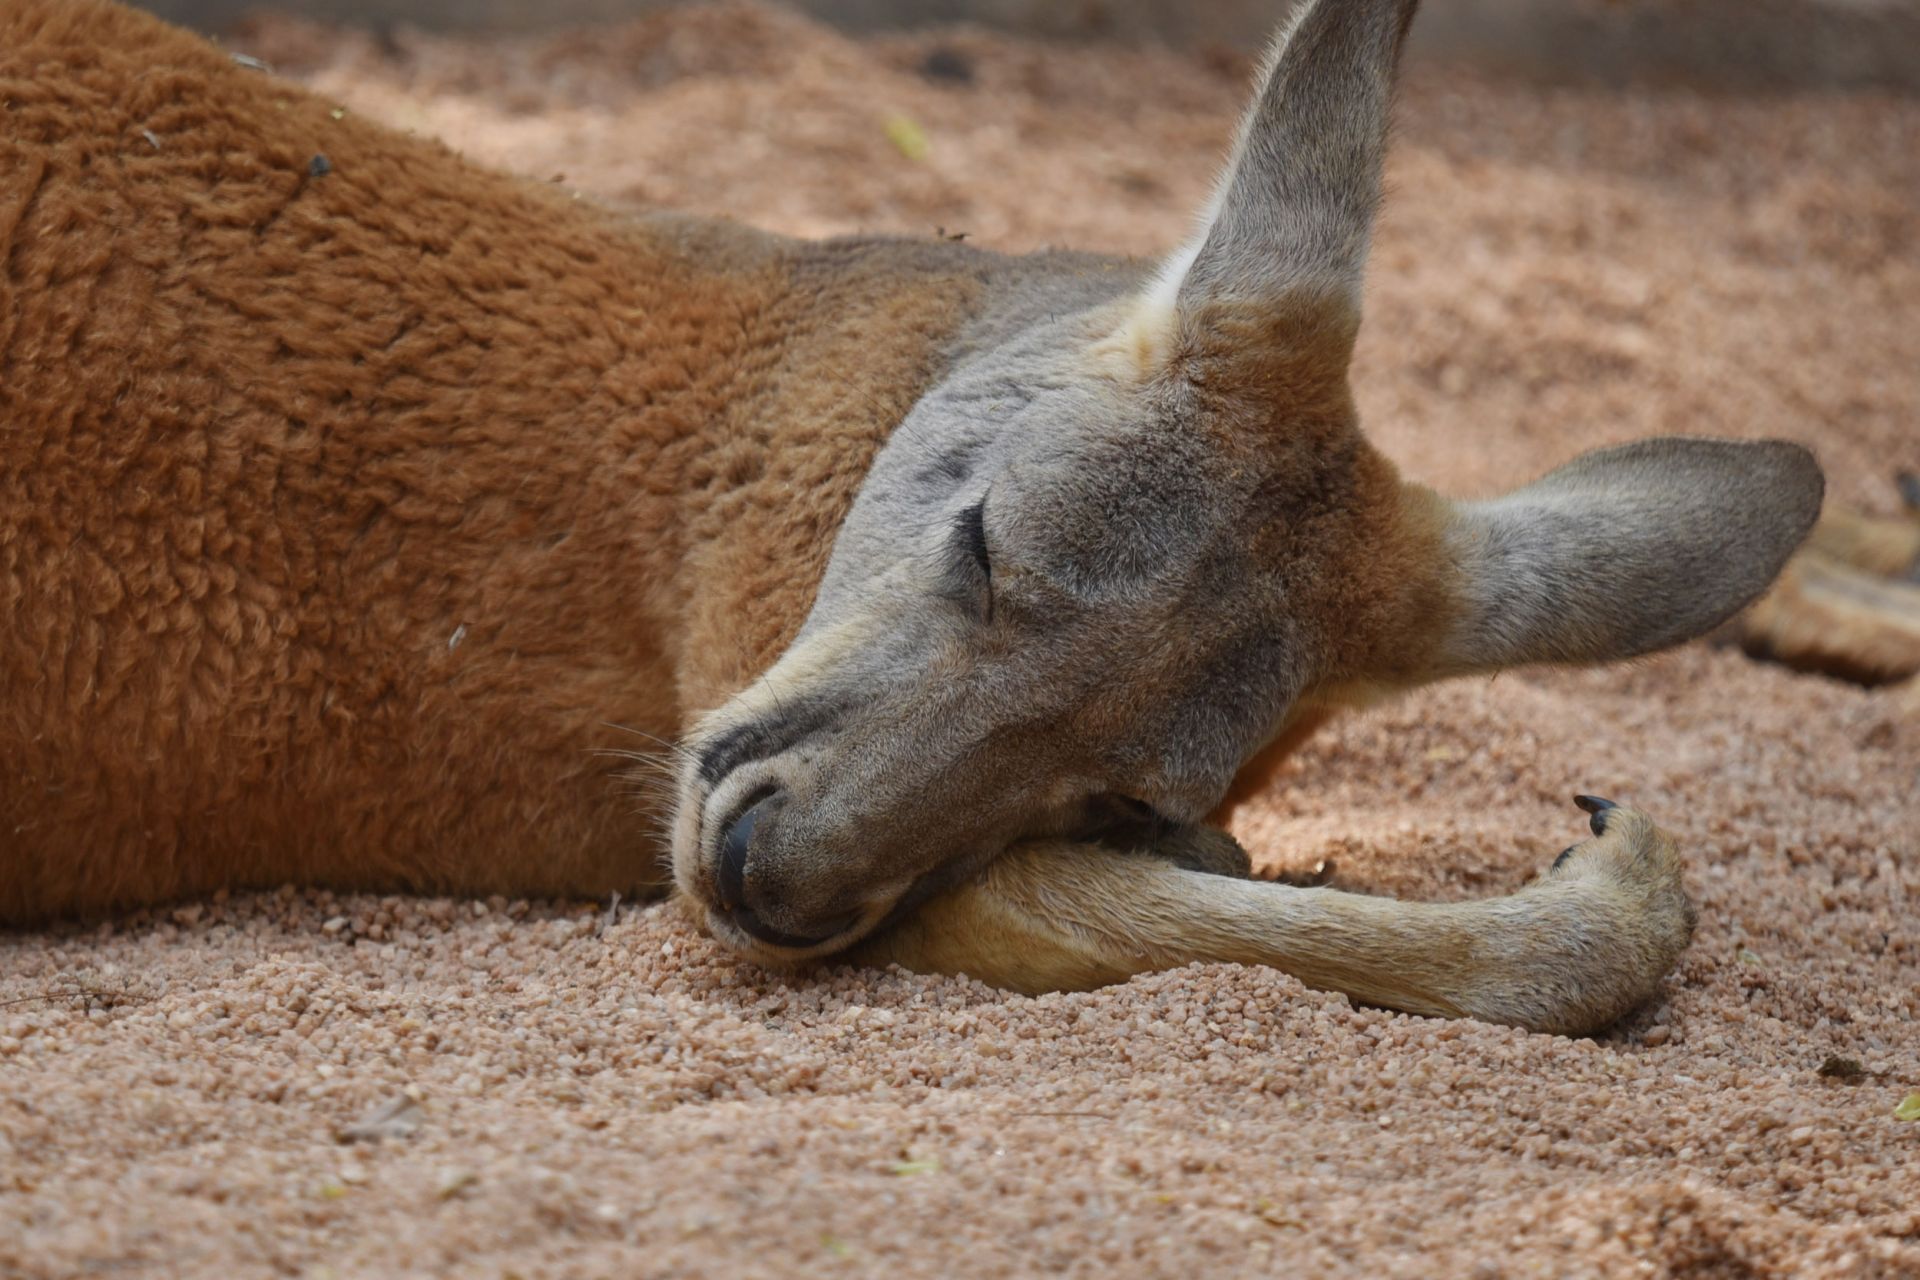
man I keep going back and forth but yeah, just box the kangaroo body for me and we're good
[0,0,1092,912]
[2,0,1830,1034]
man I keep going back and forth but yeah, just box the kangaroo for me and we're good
[1,0,1826,1036]
[1736,475,1920,689]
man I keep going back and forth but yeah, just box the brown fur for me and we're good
[1806,505,1920,580]
[1739,550,1920,685]
[0,0,979,919]
[1735,493,1920,686]
[1179,298,1465,689]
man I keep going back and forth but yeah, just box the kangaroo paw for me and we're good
[1461,797,1697,1034]
[1546,797,1695,947]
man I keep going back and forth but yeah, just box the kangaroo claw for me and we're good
[1573,793,1618,835]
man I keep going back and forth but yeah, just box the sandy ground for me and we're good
[4,4,1919,1276]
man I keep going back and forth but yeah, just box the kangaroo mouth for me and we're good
[698,862,952,964]
[727,908,856,951]
[701,903,876,963]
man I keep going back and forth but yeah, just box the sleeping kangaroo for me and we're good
[1,0,1828,1035]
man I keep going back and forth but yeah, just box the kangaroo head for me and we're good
[671,0,1822,959]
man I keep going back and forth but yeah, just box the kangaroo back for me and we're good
[0,0,987,918]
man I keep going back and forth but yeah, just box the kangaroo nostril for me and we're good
[710,787,854,949]
[716,788,778,911]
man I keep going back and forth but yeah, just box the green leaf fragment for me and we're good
[1895,1092,1920,1122]
[1253,1198,1303,1228]
[882,114,930,161]
[436,1168,478,1199]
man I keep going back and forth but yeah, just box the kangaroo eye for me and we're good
[956,500,991,579]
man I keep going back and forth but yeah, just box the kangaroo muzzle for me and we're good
[703,786,878,950]
[712,790,863,948]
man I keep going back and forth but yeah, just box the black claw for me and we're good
[1551,845,1578,872]
[1573,793,1617,835]
[1896,470,1920,513]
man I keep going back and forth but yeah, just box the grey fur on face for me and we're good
[701,302,1318,933]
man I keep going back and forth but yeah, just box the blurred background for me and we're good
[118,0,1919,513]
[139,0,1920,91]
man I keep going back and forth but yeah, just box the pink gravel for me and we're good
[2,5,1916,1276]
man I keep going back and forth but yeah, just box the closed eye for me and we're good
[948,499,995,620]
[956,500,991,579]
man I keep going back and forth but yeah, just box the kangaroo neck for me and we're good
[652,231,1031,718]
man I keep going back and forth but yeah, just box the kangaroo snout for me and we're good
[698,782,884,954]
[712,789,863,950]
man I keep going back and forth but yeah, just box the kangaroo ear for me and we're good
[1150,0,1419,315]
[1429,438,1825,676]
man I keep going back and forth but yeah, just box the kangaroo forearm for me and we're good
[860,852,1488,1018]
[859,811,1693,1036]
